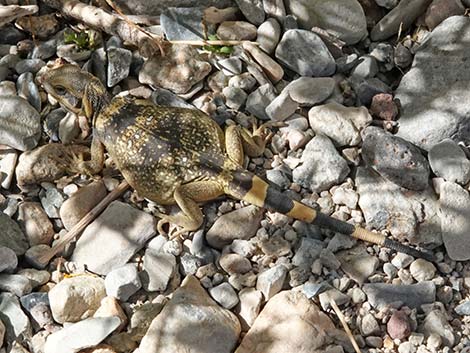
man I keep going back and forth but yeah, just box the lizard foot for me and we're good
[155,212,194,241]
[52,150,94,176]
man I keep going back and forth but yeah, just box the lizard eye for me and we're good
[55,85,67,95]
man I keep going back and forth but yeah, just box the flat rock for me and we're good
[16,72,41,112]
[107,47,132,87]
[235,290,349,353]
[60,180,107,230]
[17,202,54,246]
[420,310,455,347]
[48,276,106,324]
[234,0,264,25]
[0,96,41,151]
[439,181,470,261]
[0,274,32,297]
[293,134,350,193]
[112,0,235,16]
[428,139,470,185]
[256,18,281,54]
[217,21,257,40]
[235,288,263,330]
[275,29,335,77]
[363,281,436,309]
[285,77,335,106]
[356,167,442,246]
[105,264,142,301]
[206,205,263,249]
[425,0,466,30]
[138,276,241,353]
[361,126,430,190]
[0,245,17,273]
[141,249,176,292]
[139,44,211,94]
[71,201,156,275]
[0,213,29,256]
[0,293,32,343]
[309,102,372,147]
[284,0,367,45]
[395,16,470,151]
[161,7,204,41]
[209,282,239,309]
[44,317,120,353]
[256,264,288,300]
[370,0,432,41]
[337,246,379,285]
[245,83,277,120]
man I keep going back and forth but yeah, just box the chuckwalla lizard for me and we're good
[41,64,434,261]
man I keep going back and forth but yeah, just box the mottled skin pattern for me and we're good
[40,64,435,261]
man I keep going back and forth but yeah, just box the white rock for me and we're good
[235,288,263,330]
[256,264,287,300]
[209,282,239,309]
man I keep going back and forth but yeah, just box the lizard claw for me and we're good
[155,212,189,241]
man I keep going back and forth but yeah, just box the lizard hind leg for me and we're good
[156,180,224,240]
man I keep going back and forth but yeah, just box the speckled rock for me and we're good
[0,246,17,273]
[0,213,29,256]
[17,202,54,246]
[361,126,430,190]
[139,276,241,353]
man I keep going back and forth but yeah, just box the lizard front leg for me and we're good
[156,180,224,239]
[226,122,276,162]
[63,136,105,176]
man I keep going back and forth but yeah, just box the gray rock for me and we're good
[362,126,430,190]
[0,246,17,273]
[265,91,298,121]
[107,47,132,87]
[91,47,108,86]
[439,181,470,261]
[206,205,263,249]
[285,77,335,106]
[375,0,398,9]
[256,18,281,54]
[17,269,50,288]
[0,96,41,151]
[326,233,356,253]
[0,293,32,343]
[454,301,470,315]
[44,316,121,353]
[57,43,91,62]
[309,102,372,147]
[113,0,235,16]
[394,43,413,68]
[217,57,242,76]
[256,264,288,300]
[353,77,392,106]
[138,276,240,353]
[0,274,32,297]
[337,246,379,285]
[209,282,239,309]
[31,38,57,60]
[19,292,52,328]
[318,288,350,310]
[420,310,455,347]
[245,83,276,120]
[180,252,202,276]
[0,213,29,256]
[293,134,350,192]
[292,237,323,267]
[234,0,264,25]
[161,7,204,41]
[356,167,442,245]
[275,29,335,77]
[142,249,176,292]
[266,168,291,189]
[228,73,256,91]
[105,264,142,301]
[15,59,45,75]
[350,55,378,79]
[428,139,470,185]
[39,185,65,219]
[222,86,248,110]
[139,44,211,94]
[371,0,432,41]
[48,276,106,324]
[363,281,436,309]
[284,0,368,45]
[395,16,470,150]
[302,281,330,299]
[360,313,380,336]
[71,201,156,275]
[58,111,79,143]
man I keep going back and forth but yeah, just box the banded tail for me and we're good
[226,171,435,262]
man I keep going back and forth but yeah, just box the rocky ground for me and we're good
[1,0,470,352]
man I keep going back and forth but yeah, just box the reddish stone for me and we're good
[387,310,411,340]
[370,93,399,121]
[425,0,465,30]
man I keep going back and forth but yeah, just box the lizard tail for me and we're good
[227,173,435,262]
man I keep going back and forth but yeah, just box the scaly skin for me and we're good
[40,64,435,261]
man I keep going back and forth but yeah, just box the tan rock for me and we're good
[243,42,284,83]
[17,202,54,246]
[139,276,240,353]
[93,296,128,332]
[59,180,107,230]
[235,290,349,353]
[217,21,257,41]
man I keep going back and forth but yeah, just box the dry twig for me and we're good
[330,298,362,353]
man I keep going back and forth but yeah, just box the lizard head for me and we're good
[41,64,108,119]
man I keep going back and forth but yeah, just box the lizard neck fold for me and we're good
[83,79,111,126]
